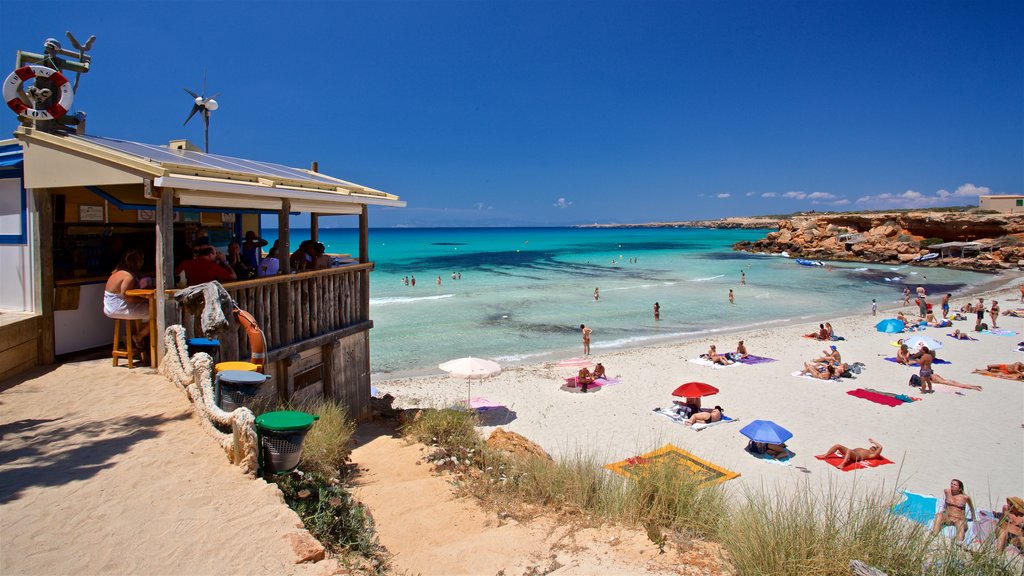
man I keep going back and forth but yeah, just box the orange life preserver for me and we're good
[234,307,267,372]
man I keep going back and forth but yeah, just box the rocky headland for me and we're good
[580,211,1024,271]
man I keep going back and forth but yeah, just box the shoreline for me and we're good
[371,269,1021,382]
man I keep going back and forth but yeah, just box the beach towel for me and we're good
[981,329,1018,336]
[791,370,840,382]
[688,357,739,368]
[846,388,909,407]
[555,357,592,368]
[946,333,978,341]
[744,443,794,466]
[815,453,894,472]
[892,491,982,542]
[734,355,777,365]
[605,443,740,487]
[469,396,504,411]
[971,369,1023,381]
[884,357,951,365]
[595,376,621,386]
[564,376,605,388]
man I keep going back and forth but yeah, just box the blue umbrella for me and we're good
[739,419,793,444]
[875,319,906,333]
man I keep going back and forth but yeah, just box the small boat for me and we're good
[795,259,825,267]
[912,253,939,262]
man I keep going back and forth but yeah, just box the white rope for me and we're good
[159,324,259,475]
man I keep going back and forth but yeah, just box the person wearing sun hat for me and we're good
[814,344,841,366]
[997,496,1024,552]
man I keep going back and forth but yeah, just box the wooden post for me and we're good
[310,213,318,243]
[32,188,55,364]
[154,180,175,364]
[359,206,369,322]
[277,199,293,345]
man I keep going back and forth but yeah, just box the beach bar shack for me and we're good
[0,37,404,418]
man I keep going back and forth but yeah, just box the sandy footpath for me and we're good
[0,361,336,576]
[378,282,1024,509]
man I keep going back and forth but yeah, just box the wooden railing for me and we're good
[178,263,372,362]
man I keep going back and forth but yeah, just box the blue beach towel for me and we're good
[981,329,1018,336]
[892,490,939,526]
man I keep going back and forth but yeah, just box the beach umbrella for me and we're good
[739,419,793,444]
[902,335,943,351]
[439,357,501,404]
[671,382,720,398]
[875,319,906,333]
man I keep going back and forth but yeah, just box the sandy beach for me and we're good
[378,279,1024,508]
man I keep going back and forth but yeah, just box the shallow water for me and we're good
[267,227,992,375]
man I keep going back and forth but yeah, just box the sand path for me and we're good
[349,422,726,575]
[0,360,336,576]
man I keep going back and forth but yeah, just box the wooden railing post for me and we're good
[359,206,369,321]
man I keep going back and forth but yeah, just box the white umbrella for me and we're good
[439,357,501,404]
[902,335,944,351]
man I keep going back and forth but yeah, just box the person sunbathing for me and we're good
[974,362,1024,380]
[997,496,1024,553]
[1004,309,1024,318]
[896,343,912,365]
[951,329,972,340]
[825,322,835,340]
[706,345,733,365]
[685,405,723,426]
[929,372,983,391]
[592,363,606,380]
[803,362,838,380]
[577,367,594,393]
[814,345,841,365]
[748,440,789,460]
[932,478,975,543]
[803,324,829,340]
[817,438,883,468]
[734,340,749,359]
[896,312,909,324]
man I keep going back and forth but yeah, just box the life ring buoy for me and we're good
[234,308,267,372]
[3,65,74,120]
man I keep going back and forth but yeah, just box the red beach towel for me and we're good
[846,389,905,407]
[815,453,895,472]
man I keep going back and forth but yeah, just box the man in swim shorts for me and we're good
[918,346,934,394]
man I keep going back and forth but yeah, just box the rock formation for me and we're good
[731,211,1024,270]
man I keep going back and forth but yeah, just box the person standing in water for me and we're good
[729,289,734,304]
[741,270,746,285]
[594,287,600,301]
[653,302,660,321]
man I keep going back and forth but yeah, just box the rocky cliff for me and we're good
[731,212,1024,271]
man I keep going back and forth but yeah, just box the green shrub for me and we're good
[921,237,944,246]
[400,407,483,454]
[897,234,914,243]
[298,399,356,479]
[276,472,388,572]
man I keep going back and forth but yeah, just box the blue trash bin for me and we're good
[187,338,221,363]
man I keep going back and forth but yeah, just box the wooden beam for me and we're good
[359,205,369,321]
[278,199,291,274]
[264,320,373,364]
[154,181,175,364]
[277,199,293,345]
[32,188,54,364]
[310,213,318,243]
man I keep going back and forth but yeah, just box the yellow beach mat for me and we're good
[604,443,740,488]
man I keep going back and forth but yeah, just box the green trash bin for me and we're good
[255,411,319,475]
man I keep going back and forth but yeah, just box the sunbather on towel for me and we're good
[932,478,975,543]
[592,363,606,380]
[814,345,841,365]
[734,340,749,359]
[706,345,733,365]
[748,440,789,460]
[803,323,829,340]
[685,405,723,426]
[930,372,982,391]
[817,438,883,468]
[803,362,840,380]
[974,362,1024,381]
[951,329,972,340]
[896,343,912,365]
[1003,309,1024,318]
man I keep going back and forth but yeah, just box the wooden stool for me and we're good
[112,318,140,369]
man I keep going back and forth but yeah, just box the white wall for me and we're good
[54,281,115,355]
[0,176,34,312]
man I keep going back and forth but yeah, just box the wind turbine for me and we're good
[183,75,219,153]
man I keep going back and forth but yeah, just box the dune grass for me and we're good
[297,399,356,479]
[397,410,1020,575]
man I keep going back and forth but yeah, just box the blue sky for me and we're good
[2,1,1021,227]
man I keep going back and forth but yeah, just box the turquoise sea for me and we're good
[267,227,993,377]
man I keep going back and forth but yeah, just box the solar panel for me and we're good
[75,134,350,187]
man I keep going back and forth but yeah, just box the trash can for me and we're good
[186,338,220,363]
[256,411,319,475]
[216,370,269,412]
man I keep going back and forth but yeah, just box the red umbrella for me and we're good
[671,382,719,398]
